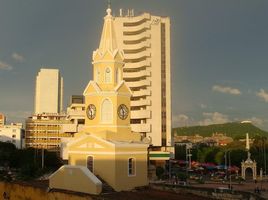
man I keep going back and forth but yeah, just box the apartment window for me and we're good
[101,99,113,123]
[12,134,16,138]
[87,156,94,172]
[128,158,136,176]
[12,129,16,133]
[105,67,111,83]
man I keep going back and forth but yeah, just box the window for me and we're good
[105,67,111,83]
[12,129,16,133]
[87,156,94,172]
[12,134,16,138]
[101,99,113,123]
[128,158,136,176]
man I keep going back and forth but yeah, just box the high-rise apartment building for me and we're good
[113,10,172,147]
[35,68,63,114]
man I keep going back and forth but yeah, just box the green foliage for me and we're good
[215,151,224,164]
[0,142,16,166]
[196,147,220,163]
[0,142,63,180]
[176,172,187,181]
[229,149,247,167]
[173,122,268,139]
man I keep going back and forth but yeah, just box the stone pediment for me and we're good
[83,81,101,96]
[67,133,115,151]
[92,49,123,62]
[115,80,132,95]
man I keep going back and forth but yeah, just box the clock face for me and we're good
[86,104,96,120]
[118,104,129,120]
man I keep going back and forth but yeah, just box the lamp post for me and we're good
[185,143,192,184]
[224,151,227,180]
[228,151,232,190]
[263,138,267,179]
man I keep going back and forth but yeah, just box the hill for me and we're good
[172,122,268,139]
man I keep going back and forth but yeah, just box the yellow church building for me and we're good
[49,6,149,194]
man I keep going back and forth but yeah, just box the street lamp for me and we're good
[185,143,192,184]
[228,151,232,190]
[262,138,267,179]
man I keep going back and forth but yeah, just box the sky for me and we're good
[1,0,268,130]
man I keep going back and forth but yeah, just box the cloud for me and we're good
[12,53,25,62]
[257,89,268,102]
[212,85,241,95]
[199,112,230,126]
[249,117,264,126]
[200,104,207,109]
[172,114,191,127]
[0,61,12,70]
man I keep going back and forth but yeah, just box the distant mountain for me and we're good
[173,122,268,139]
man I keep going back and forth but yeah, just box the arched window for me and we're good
[105,67,111,83]
[101,99,113,123]
[128,158,135,176]
[87,156,94,172]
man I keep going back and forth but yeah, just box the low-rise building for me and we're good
[174,133,233,146]
[66,95,85,132]
[0,123,24,149]
[25,113,75,151]
[0,113,6,127]
[26,95,86,152]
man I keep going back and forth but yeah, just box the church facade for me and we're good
[50,6,149,193]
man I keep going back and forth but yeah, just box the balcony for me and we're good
[131,110,151,119]
[131,99,151,107]
[123,70,151,79]
[66,110,85,119]
[123,13,150,26]
[124,32,151,42]
[123,40,150,51]
[123,22,150,33]
[132,90,151,97]
[124,60,151,69]
[126,80,150,88]
[131,123,151,132]
[124,51,151,60]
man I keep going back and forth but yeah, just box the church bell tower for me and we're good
[83,7,135,139]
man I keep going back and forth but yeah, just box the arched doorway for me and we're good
[245,167,253,180]
[241,158,257,180]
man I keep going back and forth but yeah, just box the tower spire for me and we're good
[97,0,117,53]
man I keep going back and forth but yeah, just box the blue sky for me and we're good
[1,0,268,130]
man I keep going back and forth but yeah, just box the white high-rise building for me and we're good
[34,68,63,114]
[113,10,172,147]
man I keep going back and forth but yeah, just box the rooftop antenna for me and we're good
[108,0,111,9]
